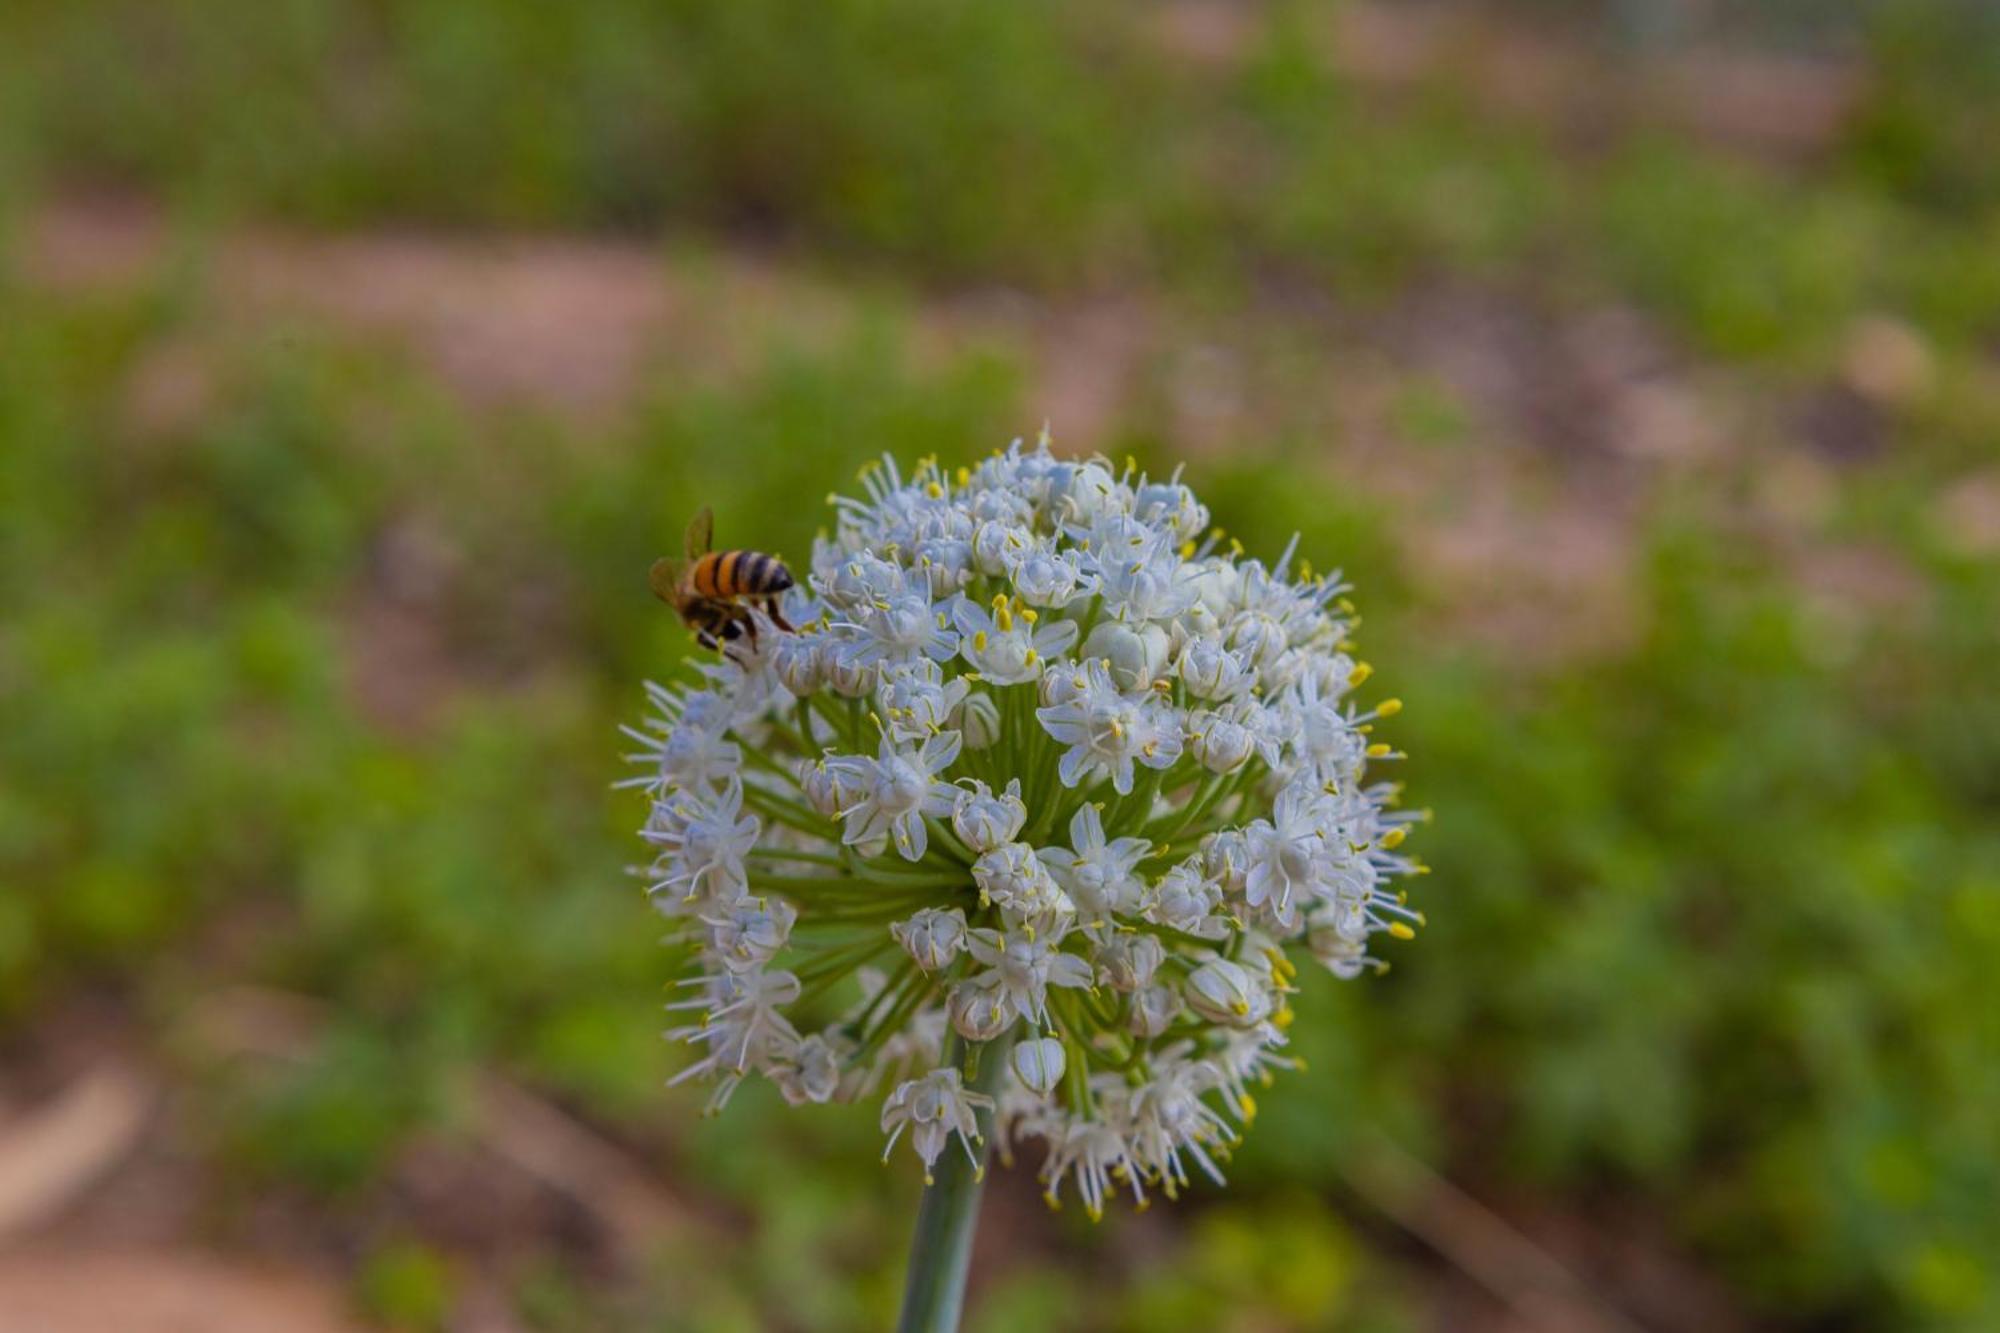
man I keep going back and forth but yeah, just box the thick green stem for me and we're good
[895,1033,1013,1333]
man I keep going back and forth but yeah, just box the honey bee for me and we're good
[650,507,795,653]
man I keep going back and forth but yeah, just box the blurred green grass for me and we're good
[5,1,2000,1330]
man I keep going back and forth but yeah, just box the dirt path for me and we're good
[23,194,1155,442]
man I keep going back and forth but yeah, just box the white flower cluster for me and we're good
[629,440,1425,1210]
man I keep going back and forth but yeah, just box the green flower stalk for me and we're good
[628,438,1426,1328]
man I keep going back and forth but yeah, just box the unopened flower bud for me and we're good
[893,907,968,972]
[1097,932,1165,993]
[1010,1037,1067,1096]
[1039,663,1087,709]
[1134,481,1209,543]
[801,760,862,819]
[955,691,1002,750]
[1189,710,1255,774]
[952,779,1026,852]
[1184,958,1270,1028]
[823,652,876,699]
[973,842,1071,920]
[912,539,972,596]
[1227,610,1287,672]
[949,974,1015,1042]
[1013,548,1085,608]
[971,521,1028,577]
[1177,636,1251,701]
[1129,983,1180,1038]
[876,660,966,740]
[1041,460,1120,528]
[1151,860,1222,934]
[1083,620,1170,692]
[770,633,825,697]
[1201,829,1249,896]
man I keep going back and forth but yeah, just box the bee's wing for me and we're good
[649,557,685,604]
[684,507,714,562]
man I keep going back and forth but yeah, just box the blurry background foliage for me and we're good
[3,0,1999,1330]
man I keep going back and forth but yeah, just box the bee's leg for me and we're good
[694,627,721,652]
[765,598,794,633]
[718,617,750,668]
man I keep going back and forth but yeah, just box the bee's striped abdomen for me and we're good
[694,550,793,599]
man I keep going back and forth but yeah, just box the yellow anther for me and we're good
[956,467,971,486]
[1021,607,1038,623]
[993,596,1013,632]
[1348,662,1374,688]
[926,482,943,498]
[1380,827,1407,849]
[974,631,989,652]
[1387,921,1416,940]
[1366,743,1393,758]
[1179,540,1196,558]
[1376,698,1403,717]
[1239,1093,1257,1121]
